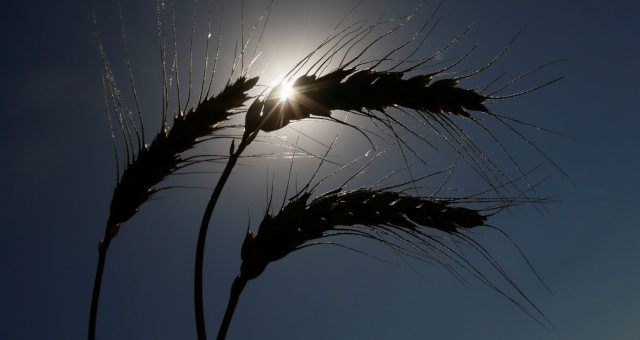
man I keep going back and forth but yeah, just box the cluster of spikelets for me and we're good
[245,69,487,138]
[106,76,258,237]
[91,1,564,339]
[213,178,554,338]
[213,187,495,338]
[240,189,486,281]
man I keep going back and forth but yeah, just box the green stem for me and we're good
[216,276,248,340]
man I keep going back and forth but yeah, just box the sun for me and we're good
[279,80,295,101]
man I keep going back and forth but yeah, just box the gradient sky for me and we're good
[2,0,640,339]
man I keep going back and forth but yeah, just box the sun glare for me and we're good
[279,81,295,101]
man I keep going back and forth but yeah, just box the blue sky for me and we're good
[1,0,639,339]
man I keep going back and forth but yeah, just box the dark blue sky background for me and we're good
[1,0,639,339]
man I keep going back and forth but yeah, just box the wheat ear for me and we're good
[244,189,486,277]
[244,60,565,194]
[94,15,258,331]
[245,69,487,135]
[217,188,488,339]
[106,76,258,234]
[240,11,568,210]
[90,75,258,339]
[217,184,556,339]
[91,0,270,335]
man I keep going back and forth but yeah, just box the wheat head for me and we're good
[244,69,488,138]
[106,76,258,239]
[214,182,553,339]
[239,188,486,280]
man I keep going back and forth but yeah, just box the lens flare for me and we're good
[279,81,294,101]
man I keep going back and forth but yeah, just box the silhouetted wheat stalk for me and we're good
[93,1,568,339]
[90,74,257,336]
[89,3,262,338]
[216,181,554,339]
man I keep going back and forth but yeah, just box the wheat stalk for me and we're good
[216,185,552,339]
[90,75,259,339]
[243,60,566,197]
[106,76,258,236]
[89,3,262,337]
[239,10,569,207]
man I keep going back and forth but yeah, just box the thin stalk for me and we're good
[216,276,248,340]
[194,138,250,340]
[88,234,113,340]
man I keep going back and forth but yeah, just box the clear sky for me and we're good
[1,0,639,339]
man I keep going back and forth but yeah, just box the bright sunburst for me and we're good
[279,80,295,101]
